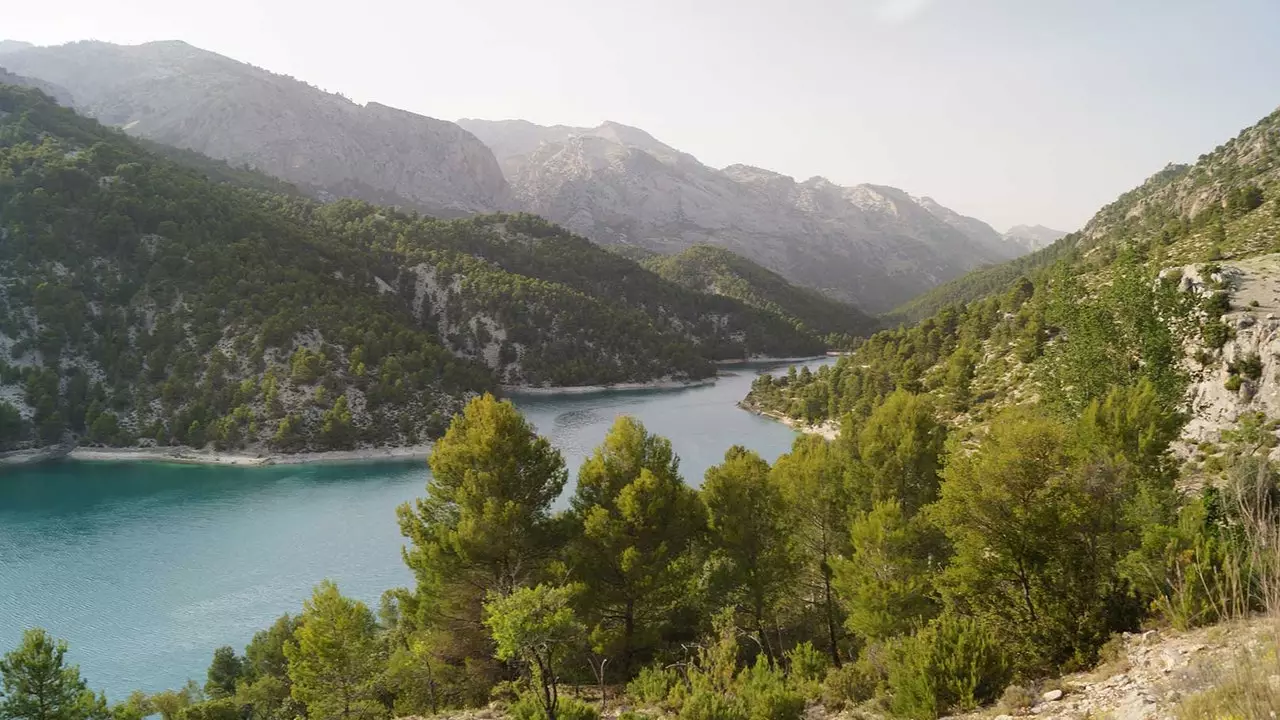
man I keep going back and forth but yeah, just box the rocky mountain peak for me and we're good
[1,39,511,216]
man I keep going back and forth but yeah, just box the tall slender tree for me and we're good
[771,434,850,665]
[701,446,797,658]
[284,581,384,720]
[569,416,704,674]
[397,394,568,684]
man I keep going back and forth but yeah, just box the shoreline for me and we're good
[504,356,833,397]
[714,354,829,366]
[741,405,841,440]
[1,444,434,469]
[502,376,717,396]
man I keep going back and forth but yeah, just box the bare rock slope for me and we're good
[0,40,510,216]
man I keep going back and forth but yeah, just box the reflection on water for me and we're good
[0,358,832,699]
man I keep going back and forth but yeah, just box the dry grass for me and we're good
[1175,634,1280,719]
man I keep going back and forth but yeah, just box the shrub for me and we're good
[628,664,680,706]
[1226,375,1243,392]
[822,655,883,710]
[510,694,600,720]
[1230,353,1263,380]
[884,615,1011,719]
[737,658,804,720]
[1203,291,1231,318]
[784,641,828,695]
[1203,320,1232,349]
[994,684,1037,714]
[678,689,744,720]
[178,699,240,720]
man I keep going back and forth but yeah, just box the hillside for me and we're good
[0,85,834,455]
[747,104,1280,450]
[458,118,1032,312]
[0,40,510,217]
[642,245,877,340]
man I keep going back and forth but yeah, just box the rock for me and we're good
[1042,689,1064,702]
[0,40,512,217]
[1239,315,1256,328]
[456,119,1031,312]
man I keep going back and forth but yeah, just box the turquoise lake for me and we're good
[0,359,829,700]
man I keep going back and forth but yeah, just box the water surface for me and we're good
[0,359,829,699]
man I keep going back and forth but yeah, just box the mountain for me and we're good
[458,118,1028,312]
[745,103,1280,460]
[0,66,73,105]
[0,84,838,454]
[0,40,510,217]
[642,245,877,340]
[1003,223,1069,252]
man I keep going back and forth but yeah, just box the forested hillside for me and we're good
[0,85,835,454]
[643,245,878,342]
[754,105,1280,437]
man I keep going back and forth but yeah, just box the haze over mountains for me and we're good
[458,118,1043,310]
[0,38,1057,312]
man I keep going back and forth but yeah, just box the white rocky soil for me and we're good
[948,618,1278,720]
[1176,254,1280,456]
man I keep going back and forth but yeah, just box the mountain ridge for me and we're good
[459,117,1032,312]
[0,39,512,217]
[0,84,840,454]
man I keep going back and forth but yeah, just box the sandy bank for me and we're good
[502,377,716,396]
[742,407,840,440]
[9,444,436,468]
[714,355,828,365]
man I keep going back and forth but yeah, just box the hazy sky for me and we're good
[6,0,1280,230]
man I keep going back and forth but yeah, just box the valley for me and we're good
[3,20,1280,720]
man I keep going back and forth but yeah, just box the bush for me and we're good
[737,658,804,720]
[822,655,883,710]
[510,694,600,720]
[1203,320,1231,349]
[178,699,240,720]
[1230,353,1264,380]
[1203,291,1231,318]
[628,664,680,705]
[678,689,745,720]
[1226,375,1243,392]
[784,641,828,695]
[994,684,1037,714]
[884,615,1011,719]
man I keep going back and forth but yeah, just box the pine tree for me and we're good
[0,629,92,720]
[771,434,850,665]
[284,581,384,720]
[701,446,797,659]
[569,416,704,674]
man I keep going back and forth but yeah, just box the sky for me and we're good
[5,0,1280,231]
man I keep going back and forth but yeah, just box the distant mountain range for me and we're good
[1002,224,1069,252]
[459,118,1037,311]
[1,38,1055,312]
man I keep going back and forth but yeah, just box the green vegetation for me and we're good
[19,366,1277,720]
[644,245,878,344]
[0,84,851,454]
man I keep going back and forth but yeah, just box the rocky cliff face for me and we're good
[0,40,511,216]
[459,118,1028,312]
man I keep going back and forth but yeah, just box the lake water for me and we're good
[0,359,829,700]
